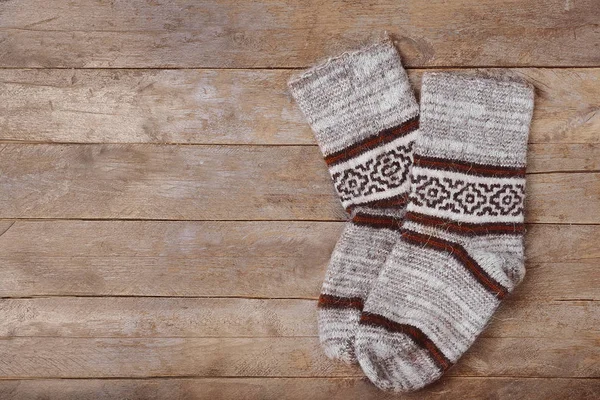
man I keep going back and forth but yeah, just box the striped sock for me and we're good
[355,73,534,390]
[288,39,419,363]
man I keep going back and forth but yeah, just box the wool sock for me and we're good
[288,39,419,363]
[355,73,534,390]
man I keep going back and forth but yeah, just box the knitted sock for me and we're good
[355,73,534,390]
[288,39,419,364]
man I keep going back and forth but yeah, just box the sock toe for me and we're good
[355,325,444,392]
[321,337,357,364]
[318,308,361,364]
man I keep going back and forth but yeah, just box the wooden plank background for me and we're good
[0,0,598,398]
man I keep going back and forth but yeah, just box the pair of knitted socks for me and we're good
[288,39,534,392]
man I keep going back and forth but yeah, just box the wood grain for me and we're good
[1,0,598,394]
[0,377,598,400]
[0,336,596,378]
[0,298,596,340]
[1,0,599,68]
[1,68,599,145]
[0,220,597,299]
[0,220,333,298]
[528,143,600,173]
[0,69,305,145]
[0,144,599,221]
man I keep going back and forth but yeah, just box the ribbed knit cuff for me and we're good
[418,73,534,168]
[288,39,418,157]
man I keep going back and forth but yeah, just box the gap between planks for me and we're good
[0,376,598,380]
[0,141,598,149]
[2,66,600,70]
[0,295,596,302]
[0,219,598,225]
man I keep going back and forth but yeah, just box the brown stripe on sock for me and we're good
[405,211,525,236]
[360,312,452,372]
[352,212,402,231]
[345,193,409,213]
[324,117,419,167]
[318,293,364,310]
[402,230,509,299]
[414,154,526,178]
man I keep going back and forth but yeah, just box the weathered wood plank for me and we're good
[0,69,305,145]
[0,298,318,338]
[0,144,340,220]
[0,377,598,400]
[525,224,600,265]
[1,68,598,145]
[0,220,335,298]
[0,221,597,299]
[0,337,596,378]
[1,0,599,68]
[512,262,598,301]
[525,172,600,223]
[528,144,600,173]
[0,298,596,340]
[0,144,598,221]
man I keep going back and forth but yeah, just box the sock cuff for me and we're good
[288,37,418,157]
[419,73,534,168]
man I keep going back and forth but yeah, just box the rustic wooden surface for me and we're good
[0,0,598,399]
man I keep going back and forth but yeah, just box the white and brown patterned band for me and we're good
[325,117,419,212]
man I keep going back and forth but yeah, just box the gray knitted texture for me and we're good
[288,40,419,364]
[355,73,534,391]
